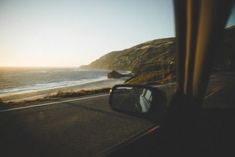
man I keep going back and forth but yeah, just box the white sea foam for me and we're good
[0,76,107,97]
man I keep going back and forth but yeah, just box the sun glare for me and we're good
[0,0,175,67]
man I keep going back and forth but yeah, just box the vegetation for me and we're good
[0,88,111,107]
[45,88,110,98]
[81,37,176,73]
[81,37,176,84]
[82,26,235,84]
[126,70,176,85]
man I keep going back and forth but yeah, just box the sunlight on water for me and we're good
[0,67,110,97]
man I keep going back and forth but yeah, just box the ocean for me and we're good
[0,67,113,100]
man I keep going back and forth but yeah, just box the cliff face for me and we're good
[81,38,176,73]
[81,26,235,74]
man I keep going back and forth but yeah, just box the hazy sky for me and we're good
[0,0,234,67]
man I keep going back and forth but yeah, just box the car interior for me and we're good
[107,0,235,156]
[0,0,234,157]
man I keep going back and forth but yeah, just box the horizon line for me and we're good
[0,66,82,68]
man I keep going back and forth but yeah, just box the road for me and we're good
[0,72,234,157]
[0,94,155,157]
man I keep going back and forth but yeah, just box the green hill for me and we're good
[81,37,176,74]
[81,26,235,84]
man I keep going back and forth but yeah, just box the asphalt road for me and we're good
[0,94,155,157]
[0,72,234,157]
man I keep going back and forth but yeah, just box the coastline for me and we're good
[0,78,124,103]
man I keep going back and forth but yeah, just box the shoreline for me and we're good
[0,78,124,103]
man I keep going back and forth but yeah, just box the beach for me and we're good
[0,78,124,102]
[0,67,130,103]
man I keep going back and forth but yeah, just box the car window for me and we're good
[0,0,176,104]
[204,5,235,109]
[0,0,176,156]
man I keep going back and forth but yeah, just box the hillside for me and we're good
[81,26,235,84]
[81,37,176,74]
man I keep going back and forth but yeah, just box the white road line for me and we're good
[205,86,222,99]
[0,94,109,113]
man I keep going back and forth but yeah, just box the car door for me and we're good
[108,0,234,156]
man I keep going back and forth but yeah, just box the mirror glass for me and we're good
[110,86,154,113]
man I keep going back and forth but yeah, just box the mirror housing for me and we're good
[109,84,167,121]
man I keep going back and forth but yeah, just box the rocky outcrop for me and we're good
[107,70,133,78]
[107,70,124,78]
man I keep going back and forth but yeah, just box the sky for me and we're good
[0,0,234,67]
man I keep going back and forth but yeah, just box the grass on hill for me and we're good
[126,70,176,85]
[45,88,111,98]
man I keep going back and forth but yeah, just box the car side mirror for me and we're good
[109,84,167,121]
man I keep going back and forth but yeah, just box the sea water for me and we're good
[0,67,109,98]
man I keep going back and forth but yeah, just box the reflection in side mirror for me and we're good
[109,84,167,121]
